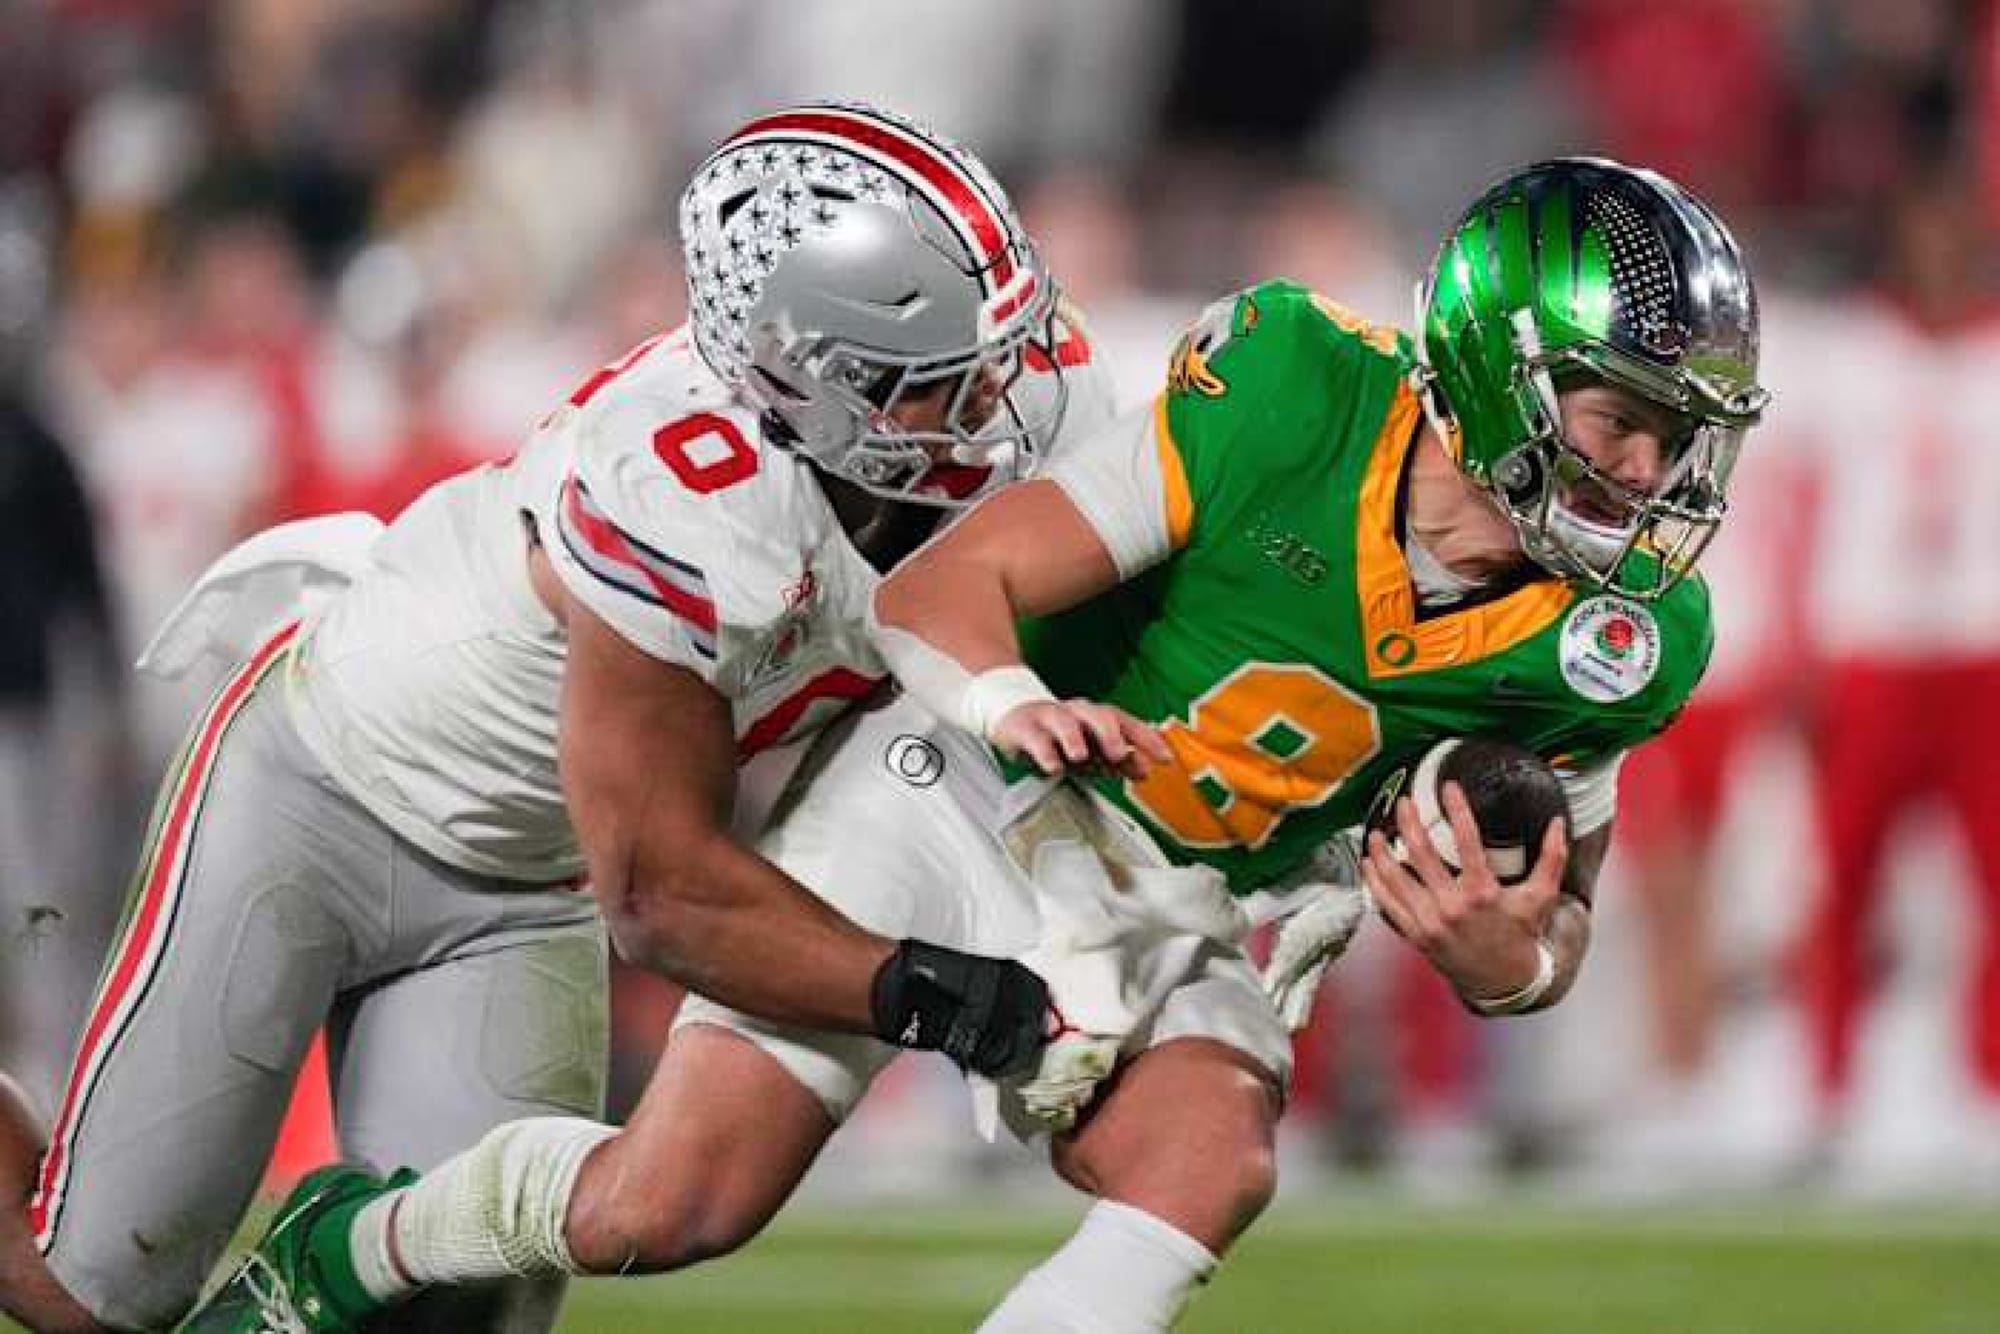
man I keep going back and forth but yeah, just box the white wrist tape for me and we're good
[961,666,1058,740]
[1466,938,1557,1016]
[868,609,1056,743]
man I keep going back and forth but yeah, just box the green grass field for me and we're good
[7,1198,1995,1332]
[553,1200,2000,1334]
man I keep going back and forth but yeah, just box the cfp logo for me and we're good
[885,735,944,788]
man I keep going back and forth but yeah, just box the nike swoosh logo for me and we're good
[1487,676,1547,703]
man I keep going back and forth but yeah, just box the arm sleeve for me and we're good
[532,393,783,684]
[1555,752,1623,837]
[1044,401,1178,579]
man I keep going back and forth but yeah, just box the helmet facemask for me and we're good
[1471,315,1758,599]
[746,271,1067,507]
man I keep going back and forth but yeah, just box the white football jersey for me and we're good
[286,319,1114,883]
[1796,293,2000,657]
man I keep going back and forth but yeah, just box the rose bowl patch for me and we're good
[1559,595,1661,703]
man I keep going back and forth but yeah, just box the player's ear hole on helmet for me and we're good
[749,362,811,405]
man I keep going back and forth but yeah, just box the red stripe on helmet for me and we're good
[725,108,1017,290]
[984,270,1040,328]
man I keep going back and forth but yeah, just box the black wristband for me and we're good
[870,940,1049,1078]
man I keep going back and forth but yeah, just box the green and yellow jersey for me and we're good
[1028,280,1712,892]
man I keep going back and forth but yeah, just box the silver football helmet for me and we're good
[679,102,1065,507]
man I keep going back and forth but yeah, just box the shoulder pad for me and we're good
[542,338,836,674]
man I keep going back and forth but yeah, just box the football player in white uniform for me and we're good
[0,102,1118,1334]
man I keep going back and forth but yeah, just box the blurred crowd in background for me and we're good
[5,0,2000,1207]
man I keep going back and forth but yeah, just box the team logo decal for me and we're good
[885,735,944,787]
[1166,294,1250,400]
[1374,631,1416,668]
[745,568,826,688]
[1166,333,1227,399]
[1558,595,1661,703]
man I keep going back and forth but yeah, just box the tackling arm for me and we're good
[559,592,888,1029]
[553,583,1047,1076]
[872,478,1121,671]
[872,479,1167,776]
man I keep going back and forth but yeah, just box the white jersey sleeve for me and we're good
[1020,266,1180,581]
[1555,752,1623,838]
[1045,401,1176,580]
[534,337,838,690]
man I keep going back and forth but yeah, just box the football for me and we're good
[1364,736,1569,884]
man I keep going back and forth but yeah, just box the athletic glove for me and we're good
[870,940,1050,1079]
[1250,834,1371,1032]
[992,840,1249,1138]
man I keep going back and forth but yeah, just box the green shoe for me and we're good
[177,1163,416,1333]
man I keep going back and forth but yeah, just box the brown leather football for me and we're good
[1364,736,1569,883]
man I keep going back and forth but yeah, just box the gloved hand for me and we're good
[1260,880,1372,1031]
[1242,832,1370,1032]
[973,840,1248,1139]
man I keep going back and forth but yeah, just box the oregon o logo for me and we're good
[1374,632,1416,668]
[885,735,944,787]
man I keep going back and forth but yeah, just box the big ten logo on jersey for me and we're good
[1247,510,1329,586]
[1167,292,1258,400]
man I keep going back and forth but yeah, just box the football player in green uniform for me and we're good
[182,158,1765,1334]
[867,154,1767,1326]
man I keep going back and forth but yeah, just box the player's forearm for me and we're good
[1508,821,1607,1015]
[873,479,1122,666]
[595,825,892,1032]
[1528,821,1610,1011]
[1526,895,1592,1012]
[874,546,1025,672]
[873,482,1123,738]
[870,537,1052,743]
[596,824,1049,1079]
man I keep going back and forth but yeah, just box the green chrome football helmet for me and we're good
[1416,157,1770,599]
